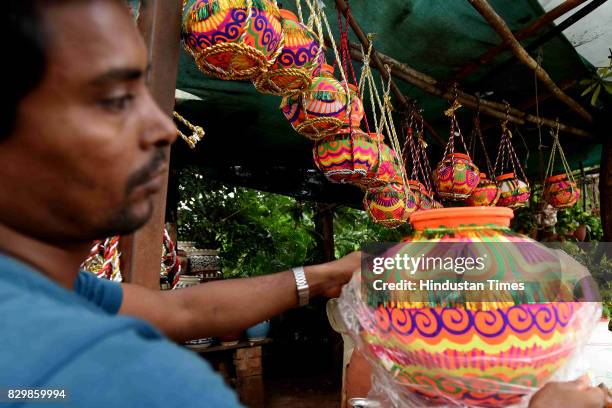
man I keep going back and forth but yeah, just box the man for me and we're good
[0,1,359,406]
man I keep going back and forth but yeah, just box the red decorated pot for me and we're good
[313,128,378,184]
[408,180,433,211]
[353,133,403,190]
[342,83,364,129]
[340,207,599,407]
[280,65,350,140]
[466,172,500,206]
[496,173,530,208]
[253,9,322,95]
[544,174,579,209]
[363,183,418,228]
[433,153,480,201]
[182,0,283,80]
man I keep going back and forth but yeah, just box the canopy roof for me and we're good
[174,0,608,206]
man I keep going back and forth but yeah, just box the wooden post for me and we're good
[314,203,335,263]
[600,138,612,242]
[120,0,182,288]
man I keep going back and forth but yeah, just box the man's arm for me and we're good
[119,252,360,342]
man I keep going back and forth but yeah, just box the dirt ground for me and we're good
[265,375,341,408]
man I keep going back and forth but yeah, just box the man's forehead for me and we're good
[42,0,147,83]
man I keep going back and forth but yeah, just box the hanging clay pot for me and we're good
[363,182,418,228]
[182,0,284,81]
[280,64,350,140]
[253,9,322,95]
[433,153,480,201]
[313,128,378,184]
[341,83,364,129]
[408,180,434,211]
[465,172,500,207]
[544,173,580,209]
[353,134,403,190]
[496,172,530,208]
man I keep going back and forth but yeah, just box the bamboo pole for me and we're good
[347,44,593,138]
[332,0,445,146]
[450,0,588,83]
[467,0,593,123]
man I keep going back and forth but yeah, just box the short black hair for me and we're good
[2,1,47,139]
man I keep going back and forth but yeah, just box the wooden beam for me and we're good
[450,0,588,83]
[120,0,182,289]
[601,138,612,241]
[348,44,593,138]
[467,0,593,123]
[332,0,446,147]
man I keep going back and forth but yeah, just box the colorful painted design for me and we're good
[433,153,480,201]
[313,129,378,184]
[349,208,593,407]
[496,173,530,208]
[182,0,283,80]
[544,174,579,209]
[342,83,364,129]
[364,183,418,228]
[253,9,321,95]
[280,73,350,139]
[466,173,500,207]
[408,180,431,211]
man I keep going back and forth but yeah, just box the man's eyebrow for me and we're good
[90,64,151,86]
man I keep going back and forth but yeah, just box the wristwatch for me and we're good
[292,266,309,307]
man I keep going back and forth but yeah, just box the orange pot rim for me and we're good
[546,173,568,183]
[496,172,516,181]
[479,172,488,179]
[336,127,367,135]
[367,132,384,141]
[446,152,471,160]
[321,63,335,73]
[410,207,514,230]
[408,180,424,188]
[279,8,299,22]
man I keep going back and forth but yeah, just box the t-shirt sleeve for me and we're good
[73,271,123,315]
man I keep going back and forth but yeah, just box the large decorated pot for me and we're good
[353,134,403,190]
[496,172,530,208]
[339,207,599,407]
[433,153,480,201]
[466,172,500,207]
[363,183,418,228]
[182,0,283,81]
[544,174,580,209]
[253,9,322,95]
[313,128,378,184]
[280,64,350,140]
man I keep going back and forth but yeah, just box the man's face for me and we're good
[0,0,177,244]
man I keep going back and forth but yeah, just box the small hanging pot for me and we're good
[408,180,434,211]
[544,174,580,208]
[364,182,418,228]
[253,9,323,96]
[353,133,402,190]
[313,128,378,184]
[466,173,500,207]
[341,83,364,129]
[433,153,480,201]
[182,0,284,81]
[496,172,530,208]
[280,64,350,140]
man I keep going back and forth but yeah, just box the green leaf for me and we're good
[591,83,602,106]
[581,82,596,97]
[603,81,612,94]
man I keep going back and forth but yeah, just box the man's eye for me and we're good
[99,94,134,111]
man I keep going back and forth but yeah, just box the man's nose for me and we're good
[140,91,178,149]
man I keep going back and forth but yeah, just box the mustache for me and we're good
[125,148,167,194]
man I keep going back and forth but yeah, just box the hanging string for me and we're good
[442,84,470,157]
[544,121,576,187]
[174,111,205,149]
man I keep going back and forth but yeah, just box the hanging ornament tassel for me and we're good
[174,111,205,149]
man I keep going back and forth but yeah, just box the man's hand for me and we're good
[529,376,612,408]
[306,251,361,298]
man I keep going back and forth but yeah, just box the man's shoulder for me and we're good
[0,279,241,407]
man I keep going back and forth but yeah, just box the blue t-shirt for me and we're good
[0,253,242,407]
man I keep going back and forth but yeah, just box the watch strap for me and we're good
[292,266,309,307]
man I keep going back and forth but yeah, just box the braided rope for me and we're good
[174,111,205,149]
[253,67,313,96]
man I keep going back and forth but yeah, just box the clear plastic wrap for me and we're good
[338,270,602,408]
